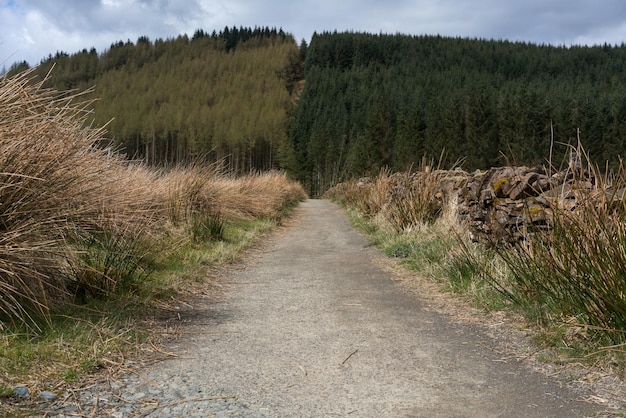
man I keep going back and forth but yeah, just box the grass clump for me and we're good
[68,227,154,301]
[0,68,307,410]
[0,69,156,330]
[327,161,448,231]
[191,213,227,243]
[485,156,626,346]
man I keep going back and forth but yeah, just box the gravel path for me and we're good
[48,199,605,417]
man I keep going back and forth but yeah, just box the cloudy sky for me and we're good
[2,0,626,67]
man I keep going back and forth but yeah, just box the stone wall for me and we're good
[455,162,623,243]
[338,151,624,244]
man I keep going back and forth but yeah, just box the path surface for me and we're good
[52,199,602,417]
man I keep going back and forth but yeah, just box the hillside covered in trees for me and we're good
[290,32,626,195]
[9,29,626,194]
[9,27,303,172]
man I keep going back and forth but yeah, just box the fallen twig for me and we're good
[149,340,178,357]
[297,364,307,376]
[341,349,359,365]
[88,395,98,418]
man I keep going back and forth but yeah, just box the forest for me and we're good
[291,32,626,195]
[9,29,626,194]
[8,27,303,173]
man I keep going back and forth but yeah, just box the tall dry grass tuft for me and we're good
[209,171,308,221]
[156,167,306,240]
[325,160,451,231]
[491,149,626,344]
[0,68,306,331]
[157,163,222,225]
[0,70,160,327]
[0,70,103,326]
[383,170,446,231]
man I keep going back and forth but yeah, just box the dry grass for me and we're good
[0,68,306,412]
[209,171,307,221]
[490,149,626,345]
[0,68,147,328]
[325,160,454,232]
[157,165,306,223]
[0,68,306,331]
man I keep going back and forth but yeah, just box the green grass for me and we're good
[0,214,283,417]
[1,314,146,406]
[174,218,275,271]
[0,385,12,398]
[191,213,227,243]
[347,207,506,311]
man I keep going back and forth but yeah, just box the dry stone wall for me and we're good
[342,149,625,244]
[456,162,623,243]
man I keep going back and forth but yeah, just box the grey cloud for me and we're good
[3,0,626,66]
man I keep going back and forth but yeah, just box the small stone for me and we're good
[148,388,162,395]
[132,391,146,400]
[39,390,57,401]
[13,386,29,398]
[56,405,79,414]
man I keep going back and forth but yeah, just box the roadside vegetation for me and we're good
[325,156,626,379]
[0,69,306,412]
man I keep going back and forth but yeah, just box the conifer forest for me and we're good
[10,28,626,195]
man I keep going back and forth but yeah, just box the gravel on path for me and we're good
[46,199,608,417]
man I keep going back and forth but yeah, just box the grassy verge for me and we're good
[0,215,287,414]
[326,165,626,380]
[0,69,307,414]
[346,206,508,313]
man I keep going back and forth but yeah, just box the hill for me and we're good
[9,27,303,172]
[10,30,626,193]
[289,31,626,195]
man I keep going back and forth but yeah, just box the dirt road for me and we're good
[61,199,604,417]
